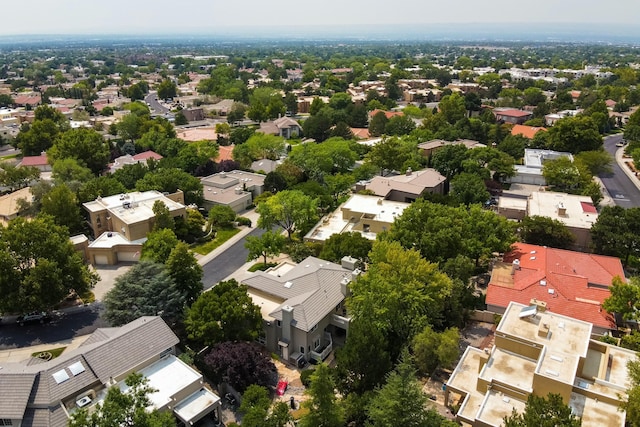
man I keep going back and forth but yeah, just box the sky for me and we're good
[1,0,639,36]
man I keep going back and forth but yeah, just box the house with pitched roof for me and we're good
[242,256,356,366]
[18,153,51,172]
[0,187,32,226]
[486,243,625,334]
[418,139,486,158]
[363,167,446,202]
[494,109,533,125]
[510,124,546,139]
[0,317,221,427]
[259,117,302,139]
[446,301,634,427]
[109,150,163,173]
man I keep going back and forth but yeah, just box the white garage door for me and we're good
[117,251,139,262]
[94,255,109,265]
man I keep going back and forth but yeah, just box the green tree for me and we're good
[68,373,175,427]
[431,143,469,180]
[135,168,203,205]
[78,176,127,203]
[623,358,640,426]
[367,350,448,427]
[166,242,203,306]
[412,325,461,375]
[245,230,286,266]
[303,110,332,142]
[152,200,175,231]
[438,93,467,124]
[208,204,237,228]
[319,231,372,265]
[299,363,344,427]
[574,149,613,176]
[174,111,188,125]
[368,111,388,137]
[185,279,262,346]
[545,116,602,154]
[157,79,177,100]
[385,115,416,136]
[0,216,99,313]
[602,276,640,321]
[348,240,453,359]
[103,260,185,326]
[503,393,580,427]
[0,162,40,192]
[591,206,640,267]
[39,183,84,233]
[257,190,319,240]
[520,216,575,249]
[497,134,527,160]
[15,118,63,155]
[141,228,179,264]
[51,158,94,191]
[238,385,271,427]
[542,157,588,191]
[450,172,490,205]
[48,127,110,174]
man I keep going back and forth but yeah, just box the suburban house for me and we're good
[242,256,356,366]
[304,194,409,243]
[446,301,634,427]
[181,108,206,122]
[545,109,582,126]
[493,109,533,125]
[510,124,546,139]
[368,109,404,120]
[417,139,485,158]
[201,170,266,213]
[109,150,163,173]
[18,153,50,172]
[259,117,302,139]
[0,316,221,427]
[498,191,598,251]
[486,243,625,333]
[506,148,574,186]
[0,186,31,226]
[362,168,446,202]
[82,190,186,265]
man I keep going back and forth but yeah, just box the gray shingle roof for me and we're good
[0,316,179,426]
[243,257,351,331]
[0,373,36,418]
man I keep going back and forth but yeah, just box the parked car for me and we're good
[16,311,52,326]
[276,380,288,396]
[616,141,625,147]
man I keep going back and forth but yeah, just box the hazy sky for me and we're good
[2,0,639,35]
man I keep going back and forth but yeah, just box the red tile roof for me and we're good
[350,128,370,139]
[19,154,49,167]
[13,94,41,106]
[580,201,597,214]
[368,109,404,119]
[510,124,546,139]
[495,109,532,118]
[486,242,624,329]
[216,145,234,162]
[132,151,163,161]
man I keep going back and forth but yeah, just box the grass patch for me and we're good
[31,346,66,360]
[248,262,278,272]
[192,227,241,255]
[0,153,19,160]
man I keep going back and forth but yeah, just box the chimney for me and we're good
[352,268,361,282]
[406,167,412,176]
[511,259,521,275]
[340,277,350,297]
[281,305,293,343]
[557,202,566,216]
[341,256,358,270]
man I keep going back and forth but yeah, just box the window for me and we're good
[277,320,281,328]
[363,224,370,233]
[0,420,13,426]
[300,346,305,354]
[313,337,321,350]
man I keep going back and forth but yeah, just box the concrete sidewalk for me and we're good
[0,334,90,364]
[615,144,640,192]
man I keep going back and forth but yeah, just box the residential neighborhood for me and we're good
[2,23,640,427]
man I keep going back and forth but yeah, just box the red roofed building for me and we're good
[368,109,404,120]
[18,153,50,171]
[494,109,533,125]
[13,94,41,107]
[486,242,625,333]
[510,124,546,139]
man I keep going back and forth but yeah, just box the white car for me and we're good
[616,141,625,147]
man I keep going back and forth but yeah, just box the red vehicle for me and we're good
[276,380,288,396]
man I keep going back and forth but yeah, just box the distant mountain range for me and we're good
[0,23,639,46]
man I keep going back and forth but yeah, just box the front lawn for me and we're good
[192,227,241,255]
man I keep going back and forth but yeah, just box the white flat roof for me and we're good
[528,191,597,229]
[122,355,202,410]
[88,232,146,249]
[173,388,221,424]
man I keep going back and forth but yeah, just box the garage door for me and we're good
[94,255,109,265]
[117,251,139,262]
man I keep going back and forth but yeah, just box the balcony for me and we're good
[309,332,332,363]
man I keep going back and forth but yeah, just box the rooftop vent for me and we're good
[284,281,293,289]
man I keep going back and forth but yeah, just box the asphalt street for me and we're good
[201,226,268,290]
[144,91,169,114]
[599,134,640,208]
[0,303,107,350]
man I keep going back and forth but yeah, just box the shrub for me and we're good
[300,368,315,388]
